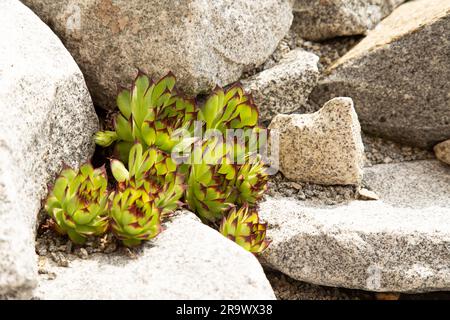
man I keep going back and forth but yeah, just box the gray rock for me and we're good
[292,0,405,40]
[34,211,276,300]
[434,140,450,166]
[311,0,450,148]
[241,49,319,122]
[0,1,98,298]
[21,0,293,110]
[259,160,450,293]
[269,97,364,185]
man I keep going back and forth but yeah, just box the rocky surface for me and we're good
[34,211,276,300]
[266,271,372,300]
[267,270,450,300]
[259,160,450,293]
[0,1,98,299]
[434,140,450,166]
[363,134,434,166]
[266,173,358,205]
[21,0,293,110]
[311,0,450,148]
[242,49,319,121]
[269,97,364,185]
[292,0,405,40]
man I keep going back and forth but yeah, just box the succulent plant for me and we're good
[219,206,270,254]
[95,72,196,163]
[184,86,268,223]
[45,164,109,244]
[197,84,259,133]
[234,156,268,207]
[109,187,162,247]
[111,143,185,214]
[109,143,184,246]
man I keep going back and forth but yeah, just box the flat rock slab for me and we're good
[35,212,276,300]
[21,0,293,110]
[0,1,98,298]
[311,0,450,148]
[260,160,450,292]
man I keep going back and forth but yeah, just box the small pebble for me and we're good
[76,248,89,260]
[50,252,69,267]
[65,240,73,254]
[357,188,380,201]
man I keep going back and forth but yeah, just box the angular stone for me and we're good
[434,140,450,166]
[292,0,405,40]
[241,49,319,122]
[0,1,98,298]
[357,188,379,201]
[259,160,450,293]
[34,212,276,300]
[311,0,450,148]
[269,97,364,185]
[21,0,293,110]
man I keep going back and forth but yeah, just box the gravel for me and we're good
[266,173,358,205]
[266,270,450,300]
[266,270,372,300]
[35,218,130,271]
[362,133,434,166]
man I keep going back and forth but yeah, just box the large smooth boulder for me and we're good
[21,0,294,110]
[0,1,98,298]
[35,211,276,300]
[311,0,450,148]
[269,97,364,185]
[260,160,450,293]
[241,49,319,122]
[292,0,405,40]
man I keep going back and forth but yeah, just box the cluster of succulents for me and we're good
[46,72,270,253]
[45,144,184,247]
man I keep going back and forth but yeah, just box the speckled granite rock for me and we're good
[21,0,293,110]
[0,1,98,299]
[292,0,405,40]
[35,211,276,300]
[434,140,450,166]
[311,0,450,148]
[259,160,450,293]
[269,97,364,185]
[241,49,319,122]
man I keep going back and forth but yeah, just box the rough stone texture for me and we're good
[241,49,319,122]
[292,0,405,40]
[0,1,98,298]
[35,211,276,300]
[21,0,294,110]
[363,133,434,166]
[259,160,450,293]
[311,0,450,148]
[269,97,364,185]
[434,140,450,166]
